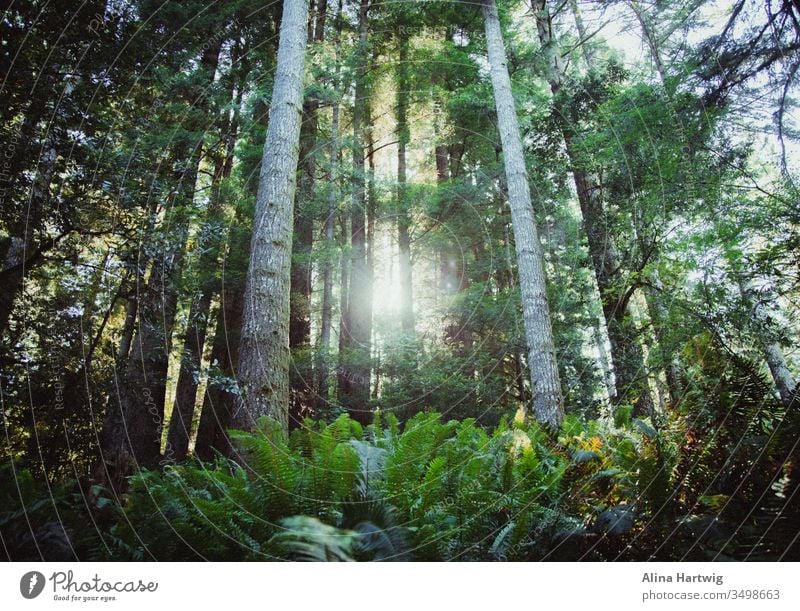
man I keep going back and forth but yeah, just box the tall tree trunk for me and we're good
[166,82,242,461]
[314,4,341,410]
[337,208,350,395]
[116,275,140,365]
[594,316,616,401]
[314,0,343,411]
[433,96,471,352]
[290,0,330,426]
[501,211,529,411]
[338,0,372,424]
[193,248,248,460]
[115,197,162,365]
[568,0,596,68]
[366,107,377,399]
[738,277,797,408]
[643,275,683,406]
[194,126,257,460]
[396,33,415,336]
[627,0,684,407]
[100,38,222,479]
[233,0,311,433]
[628,0,667,85]
[310,0,329,42]
[534,0,654,417]
[482,0,564,428]
[289,96,318,426]
[316,101,339,408]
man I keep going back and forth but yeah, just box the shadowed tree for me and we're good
[534,0,655,417]
[338,0,373,425]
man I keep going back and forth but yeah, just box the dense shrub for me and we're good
[3,362,798,562]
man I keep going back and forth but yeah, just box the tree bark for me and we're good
[482,0,564,428]
[100,37,223,479]
[738,277,797,408]
[194,254,247,460]
[396,32,415,336]
[166,86,241,460]
[289,95,318,425]
[628,0,667,85]
[337,0,372,424]
[316,100,339,409]
[233,0,311,433]
[568,0,596,68]
[534,0,654,417]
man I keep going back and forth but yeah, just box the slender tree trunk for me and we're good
[434,119,455,296]
[738,277,797,407]
[502,212,528,410]
[627,0,685,407]
[233,0,311,433]
[337,208,350,395]
[338,0,372,424]
[643,275,683,405]
[116,196,161,366]
[534,0,654,417]
[166,70,244,461]
[165,161,228,460]
[194,258,247,460]
[100,38,223,478]
[315,0,344,410]
[116,277,140,365]
[628,0,667,85]
[482,0,564,428]
[316,101,338,408]
[366,109,377,399]
[289,95,318,425]
[594,316,616,401]
[194,152,256,461]
[433,97,471,351]
[568,0,596,68]
[396,33,415,336]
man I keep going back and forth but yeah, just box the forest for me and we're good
[1,0,799,562]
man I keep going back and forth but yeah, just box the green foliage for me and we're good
[90,413,577,561]
[4,391,798,561]
[0,464,113,561]
[3,0,800,566]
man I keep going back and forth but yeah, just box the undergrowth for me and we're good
[3,384,797,561]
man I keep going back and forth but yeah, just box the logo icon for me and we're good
[20,571,45,599]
